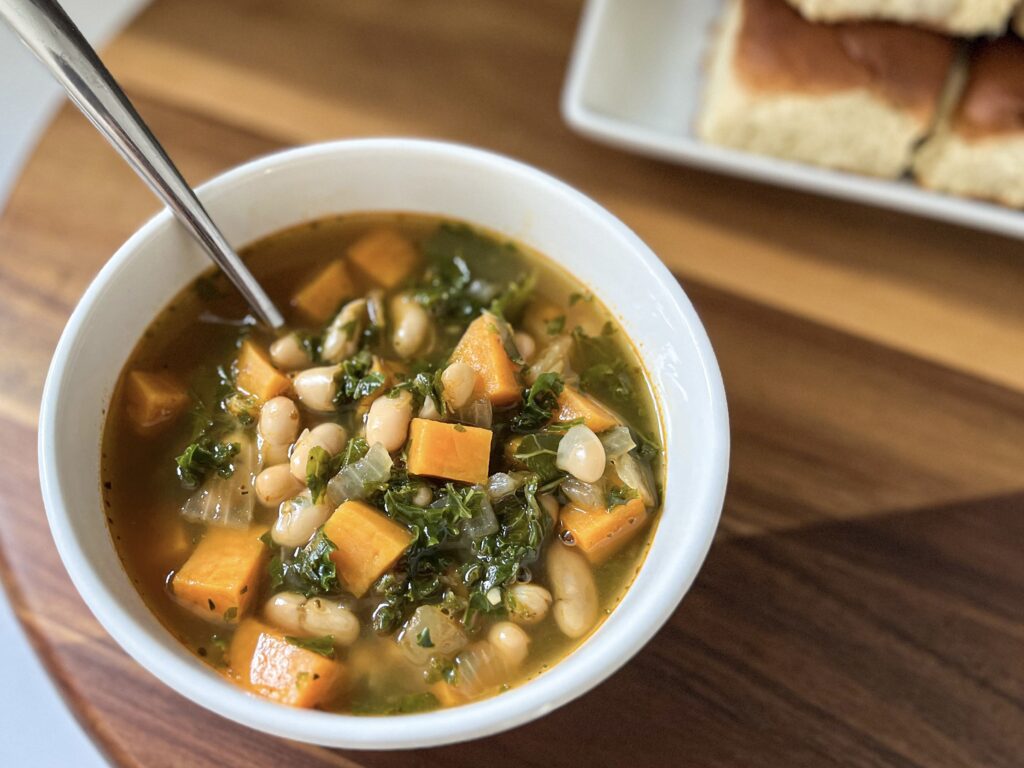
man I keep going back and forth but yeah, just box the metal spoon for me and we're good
[0,0,285,329]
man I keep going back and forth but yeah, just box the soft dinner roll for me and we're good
[699,0,957,178]
[784,0,1018,36]
[915,36,1024,208]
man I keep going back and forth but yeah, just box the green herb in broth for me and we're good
[174,437,239,489]
[332,350,386,407]
[606,485,639,509]
[269,530,339,597]
[306,447,342,503]
[510,372,564,434]
[101,213,664,715]
[510,431,564,483]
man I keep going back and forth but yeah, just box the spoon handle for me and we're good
[0,0,285,329]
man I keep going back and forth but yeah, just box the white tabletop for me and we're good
[0,1,147,764]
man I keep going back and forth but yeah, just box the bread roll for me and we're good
[699,0,957,178]
[915,36,1024,208]
[785,0,1018,36]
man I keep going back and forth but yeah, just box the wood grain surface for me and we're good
[0,1,1022,766]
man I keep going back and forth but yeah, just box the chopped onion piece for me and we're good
[486,471,530,501]
[327,441,393,505]
[610,451,657,507]
[526,335,574,383]
[181,432,259,528]
[452,641,508,698]
[599,426,635,459]
[397,605,468,666]
[560,476,605,510]
[366,289,386,330]
[454,397,492,429]
[463,489,499,539]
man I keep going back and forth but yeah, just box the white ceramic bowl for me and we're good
[38,139,729,749]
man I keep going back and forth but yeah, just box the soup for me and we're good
[102,214,663,714]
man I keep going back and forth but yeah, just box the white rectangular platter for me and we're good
[561,0,1024,241]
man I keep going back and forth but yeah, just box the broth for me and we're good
[102,213,663,714]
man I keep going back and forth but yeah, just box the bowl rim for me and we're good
[38,138,729,749]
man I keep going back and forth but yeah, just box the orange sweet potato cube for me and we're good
[229,619,345,708]
[291,259,356,324]
[172,525,269,623]
[235,340,290,403]
[407,418,492,485]
[559,498,648,564]
[557,386,619,433]
[346,228,419,289]
[450,315,522,406]
[124,370,189,434]
[322,500,413,597]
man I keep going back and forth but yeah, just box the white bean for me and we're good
[441,362,477,409]
[264,592,305,633]
[365,390,413,452]
[254,464,305,507]
[547,543,598,639]
[272,491,332,547]
[263,592,360,646]
[322,298,367,363]
[391,294,430,358]
[556,424,606,484]
[260,438,291,467]
[539,493,560,524]
[289,422,348,481]
[507,583,552,625]
[487,621,530,669]
[258,396,300,445]
[292,365,341,412]
[301,597,361,646]
[269,333,312,371]
[513,331,536,362]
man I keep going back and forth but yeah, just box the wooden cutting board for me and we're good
[1,1,1022,766]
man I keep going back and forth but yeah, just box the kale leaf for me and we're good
[340,435,370,467]
[511,431,564,483]
[306,446,344,504]
[458,476,551,623]
[269,529,339,597]
[393,368,446,416]
[606,485,639,509]
[413,250,477,322]
[383,482,479,550]
[510,372,563,434]
[414,224,534,325]
[369,478,491,633]
[332,350,385,407]
[174,438,240,489]
[370,559,454,634]
[295,330,323,364]
[545,315,566,335]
